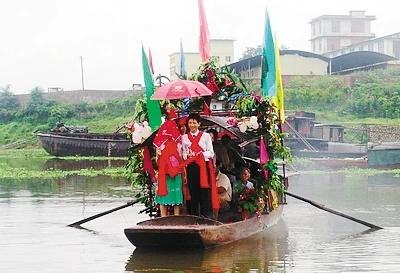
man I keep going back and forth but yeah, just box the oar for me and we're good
[68,199,140,227]
[285,191,383,230]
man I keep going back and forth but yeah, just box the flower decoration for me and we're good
[130,121,152,144]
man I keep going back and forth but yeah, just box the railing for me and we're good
[285,122,318,152]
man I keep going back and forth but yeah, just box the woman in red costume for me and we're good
[153,107,183,217]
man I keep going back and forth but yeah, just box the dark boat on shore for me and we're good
[36,132,130,157]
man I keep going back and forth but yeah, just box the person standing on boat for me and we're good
[182,113,220,217]
[153,118,184,217]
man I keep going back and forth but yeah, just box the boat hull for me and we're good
[368,145,400,167]
[37,132,130,157]
[124,206,283,249]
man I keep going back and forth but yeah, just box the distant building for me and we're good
[324,32,400,59]
[228,50,329,84]
[310,10,375,55]
[169,39,235,80]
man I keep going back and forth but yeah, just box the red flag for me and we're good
[202,102,211,116]
[198,0,210,62]
[148,48,154,74]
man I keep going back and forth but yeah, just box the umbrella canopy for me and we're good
[151,79,213,100]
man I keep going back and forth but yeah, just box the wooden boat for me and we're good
[36,132,129,157]
[124,207,283,249]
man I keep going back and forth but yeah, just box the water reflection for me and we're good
[0,175,132,200]
[126,221,289,273]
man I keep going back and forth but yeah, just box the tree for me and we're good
[239,45,263,60]
[0,85,20,111]
[22,87,49,122]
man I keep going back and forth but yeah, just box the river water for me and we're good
[1,158,399,272]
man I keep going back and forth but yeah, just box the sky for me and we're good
[0,0,398,94]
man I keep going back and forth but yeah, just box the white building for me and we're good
[324,32,400,59]
[310,11,375,55]
[228,50,330,83]
[169,39,235,80]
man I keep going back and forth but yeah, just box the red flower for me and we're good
[206,80,219,92]
[224,78,233,86]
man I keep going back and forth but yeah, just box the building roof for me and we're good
[331,51,397,74]
[228,50,329,71]
[310,12,375,22]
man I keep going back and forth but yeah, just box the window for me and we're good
[327,38,340,51]
[368,43,373,51]
[312,24,316,35]
[351,21,365,33]
[331,21,340,33]
[225,56,231,62]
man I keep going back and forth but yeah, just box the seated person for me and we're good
[231,166,255,214]
[215,160,232,210]
[237,166,254,190]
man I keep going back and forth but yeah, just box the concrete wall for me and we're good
[16,89,143,106]
[280,54,328,75]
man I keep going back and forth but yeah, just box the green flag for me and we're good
[142,46,162,130]
[261,9,276,97]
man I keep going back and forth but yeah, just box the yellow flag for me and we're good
[273,38,285,123]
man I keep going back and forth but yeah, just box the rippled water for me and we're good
[1,158,399,272]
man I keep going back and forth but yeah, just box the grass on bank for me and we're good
[0,148,127,161]
[0,162,126,181]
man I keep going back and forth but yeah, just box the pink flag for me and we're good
[259,136,270,164]
[198,0,210,62]
[259,136,270,179]
[148,49,154,75]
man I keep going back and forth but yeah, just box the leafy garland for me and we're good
[186,57,248,112]
[234,94,291,215]
[124,98,155,214]
[125,147,153,209]
[125,58,292,217]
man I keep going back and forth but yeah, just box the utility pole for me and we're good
[80,56,85,91]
